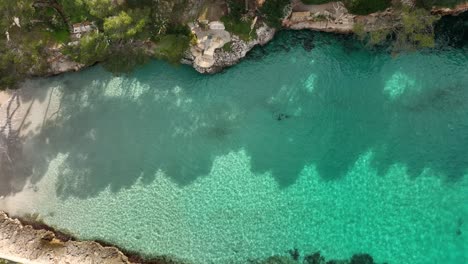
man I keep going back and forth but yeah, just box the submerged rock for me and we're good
[350,254,374,264]
[304,251,326,264]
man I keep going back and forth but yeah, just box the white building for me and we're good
[72,22,94,38]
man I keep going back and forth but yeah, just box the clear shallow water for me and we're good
[1,32,467,263]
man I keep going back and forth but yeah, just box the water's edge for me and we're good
[0,211,383,264]
[1,10,467,264]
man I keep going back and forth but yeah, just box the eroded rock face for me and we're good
[284,1,398,33]
[432,3,468,16]
[284,1,468,34]
[0,211,130,264]
[187,25,276,74]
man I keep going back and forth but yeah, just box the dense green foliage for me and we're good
[222,0,256,40]
[67,32,109,65]
[0,1,49,90]
[416,0,466,9]
[154,34,190,64]
[260,0,290,28]
[345,0,392,15]
[102,46,149,74]
[394,7,439,51]
[0,0,463,90]
[221,16,254,41]
[103,9,149,40]
[0,0,184,89]
[354,6,439,53]
[223,42,233,52]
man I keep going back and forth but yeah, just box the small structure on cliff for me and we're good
[189,21,231,68]
[71,22,95,39]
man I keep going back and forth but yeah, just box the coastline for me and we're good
[0,3,467,264]
[0,211,134,264]
[34,2,468,78]
[0,211,387,264]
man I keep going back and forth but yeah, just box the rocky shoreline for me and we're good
[1,211,388,264]
[0,211,134,264]
[1,3,467,264]
[184,1,468,73]
[0,211,191,264]
[39,2,468,77]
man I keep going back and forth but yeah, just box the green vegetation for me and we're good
[416,0,467,9]
[222,0,257,40]
[154,34,190,64]
[221,16,254,41]
[345,0,392,15]
[49,28,70,43]
[67,32,110,65]
[0,0,198,90]
[0,0,463,90]
[223,42,233,52]
[354,6,439,53]
[394,7,439,51]
[103,9,150,40]
[57,0,92,23]
[103,46,149,74]
[260,0,290,28]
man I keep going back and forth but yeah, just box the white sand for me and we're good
[0,81,61,139]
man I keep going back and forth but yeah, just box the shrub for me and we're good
[415,0,466,9]
[260,0,290,28]
[223,42,233,52]
[344,0,391,15]
[154,34,189,64]
[221,15,255,41]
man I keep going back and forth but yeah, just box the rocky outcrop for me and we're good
[186,24,276,74]
[284,1,399,34]
[432,2,468,16]
[40,44,86,77]
[39,2,467,76]
[0,211,131,264]
[284,1,468,34]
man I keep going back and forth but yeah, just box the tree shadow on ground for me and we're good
[0,80,58,197]
[2,31,468,199]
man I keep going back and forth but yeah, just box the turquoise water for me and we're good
[1,32,468,263]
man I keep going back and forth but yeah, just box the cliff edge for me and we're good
[0,211,131,264]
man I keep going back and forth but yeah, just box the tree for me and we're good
[57,0,92,23]
[0,1,48,90]
[102,45,149,75]
[0,37,47,90]
[393,7,439,52]
[33,0,72,30]
[345,0,391,15]
[0,0,35,30]
[72,32,110,65]
[353,7,439,53]
[84,0,118,19]
[260,0,290,28]
[103,9,149,40]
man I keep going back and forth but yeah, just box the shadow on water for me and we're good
[2,20,468,198]
[0,80,58,196]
